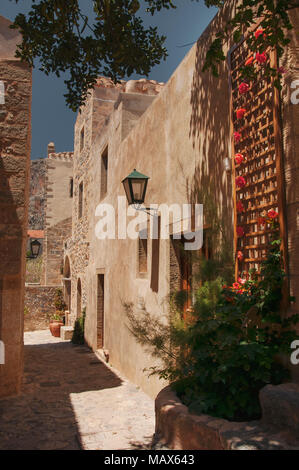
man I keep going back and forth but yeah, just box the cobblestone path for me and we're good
[0,330,156,450]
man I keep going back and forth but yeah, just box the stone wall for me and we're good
[0,16,32,397]
[24,286,58,331]
[28,159,46,230]
[42,149,73,286]
[43,217,72,286]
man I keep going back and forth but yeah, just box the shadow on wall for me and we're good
[187,19,233,242]
[0,149,27,396]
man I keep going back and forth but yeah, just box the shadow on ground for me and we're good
[0,332,155,450]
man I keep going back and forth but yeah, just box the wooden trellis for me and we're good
[229,35,288,281]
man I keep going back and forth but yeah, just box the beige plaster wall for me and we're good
[66,2,299,397]
[81,5,234,399]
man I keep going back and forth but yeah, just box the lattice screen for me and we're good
[230,36,286,280]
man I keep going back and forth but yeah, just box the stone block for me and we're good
[60,326,74,341]
[260,383,299,436]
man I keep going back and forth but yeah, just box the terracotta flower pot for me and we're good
[49,321,64,338]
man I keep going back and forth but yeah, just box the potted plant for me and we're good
[49,313,64,338]
[49,289,67,337]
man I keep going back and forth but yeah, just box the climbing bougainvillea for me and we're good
[232,29,282,282]
[239,82,250,94]
[236,108,246,119]
[235,153,244,165]
[236,176,246,188]
[256,52,268,64]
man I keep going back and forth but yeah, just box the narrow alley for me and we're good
[0,331,156,450]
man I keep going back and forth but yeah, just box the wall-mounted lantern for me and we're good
[122,169,150,206]
[30,239,41,258]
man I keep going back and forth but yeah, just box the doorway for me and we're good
[97,274,105,349]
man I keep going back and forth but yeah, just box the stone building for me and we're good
[42,143,73,286]
[24,143,74,332]
[0,16,32,397]
[61,4,299,399]
[28,158,46,231]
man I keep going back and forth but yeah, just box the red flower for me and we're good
[237,108,246,119]
[236,201,245,213]
[234,131,241,142]
[237,251,244,261]
[235,153,244,165]
[236,108,246,119]
[256,52,267,64]
[238,277,246,285]
[233,282,241,290]
[258,217,266,226]
[239,82,250,94]
[245,56,254,66]
[237,226,245,237]
[268,209,278,219]
[236,176,246,188]
[255,29,266,39]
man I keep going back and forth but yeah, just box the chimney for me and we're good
[47,142,55,157]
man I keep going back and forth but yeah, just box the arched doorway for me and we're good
[63,256,71,312]
[77,278,82,318]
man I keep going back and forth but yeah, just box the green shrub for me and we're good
[72,309,86,345]
[24,306,30,317]
[54,288,67,312]
[126,237,298,421]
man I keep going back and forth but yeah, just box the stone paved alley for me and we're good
[0,331,156,450]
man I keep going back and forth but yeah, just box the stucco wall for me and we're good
[77,4,234,399]
[65,2,299,398]
[280,9,299,316]
[0,16,32,397]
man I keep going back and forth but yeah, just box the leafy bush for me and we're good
[24,306,30,317]
[126,237,298,421]
[54,288,67,312]
[72,309,86,345]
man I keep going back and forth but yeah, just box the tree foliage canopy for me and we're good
[8,0,298,110]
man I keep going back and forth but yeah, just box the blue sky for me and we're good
[1,1,217,159]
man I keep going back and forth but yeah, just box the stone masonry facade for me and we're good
[0,16,32,397]
[42,145,73,287]
[24,286,58,332]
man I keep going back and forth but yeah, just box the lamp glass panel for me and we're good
[131,179,145,202]
[31,241,40,256]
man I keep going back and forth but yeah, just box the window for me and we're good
[78,182,83,219]
[69,178,73,198]
[80,127,85,151]
[138,228,148,277]
[101,146,108,198]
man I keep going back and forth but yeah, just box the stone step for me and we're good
[60,326,74,341]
